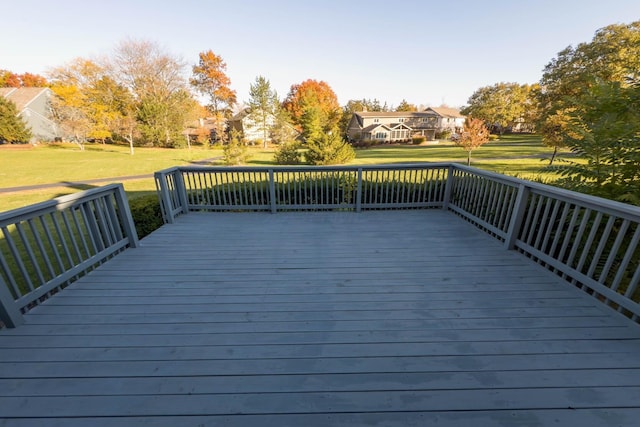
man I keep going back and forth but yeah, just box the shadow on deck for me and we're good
[1,210,640,426]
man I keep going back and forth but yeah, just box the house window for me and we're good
[374,118,379,123]
[375,132,386,139]
[399,118,404,123]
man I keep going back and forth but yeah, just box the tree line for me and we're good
[461,20,640,204]
[2,20,640,200]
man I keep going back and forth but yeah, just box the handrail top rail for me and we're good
[157,162,453,175]
[0,183,124,226]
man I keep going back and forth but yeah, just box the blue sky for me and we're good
[2,0,639,108]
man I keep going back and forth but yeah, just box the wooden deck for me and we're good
[1,210,640,426]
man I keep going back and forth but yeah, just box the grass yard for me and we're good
[0,135,568,212]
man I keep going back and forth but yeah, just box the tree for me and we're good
[461,82,534,134]
[455,117,490,166]
[0,70,48,87]
[191,50,236,143]
[550,80,640,203]
[19,73,48,87]
[282,79,341,133]
[49,83,91,150]
[223,129,250,165]
[0,70,21,87]
[395,99,417,112]
[305,132,355,165]
[538,21,640,159]
[49,59,128,145]
[191,50,236,115]
[536,107,575,165]
[298,102,324,142]
[247,76,278,148]
[273,140,303,165]
[0,97,32,143]
[111,39,194,147]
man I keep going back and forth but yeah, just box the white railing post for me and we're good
[155,172,175,224]
[442,165,454,211]
[174,171,190,216]
[0,276,23,328]
[113,184,139,248]
[356,168,363,213]
[504,183,530,250]
[269,169,277,213]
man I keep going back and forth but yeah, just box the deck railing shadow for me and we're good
[1,164,639,328]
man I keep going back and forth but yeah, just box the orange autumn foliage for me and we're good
[282,79,340,130]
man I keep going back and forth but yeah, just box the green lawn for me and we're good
[0,135,568,212]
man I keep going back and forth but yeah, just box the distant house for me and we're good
[0,87,59,142]
[183,117,219,144]
[229,108,299,144]
[347,108,465,143]
[424,107,466,134]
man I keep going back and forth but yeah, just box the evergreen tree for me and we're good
[223,129,250,165]
[0,97,32,143]
[305,132,355,165]
[247,76,279,148]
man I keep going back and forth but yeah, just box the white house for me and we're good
[229,108,299,144]
[424,107,466,134]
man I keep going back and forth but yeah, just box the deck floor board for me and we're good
[1,210,639,426]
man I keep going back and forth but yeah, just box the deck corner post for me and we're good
[504,183,530,250]
[269,169,277,214]
[174,170,190,216]
[114,184,140,249]
[356,168,363,213]
[442,164,455,211]
[154,172,174,224]
[0,277,23,328]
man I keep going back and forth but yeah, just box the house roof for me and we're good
[362,123,394,133]
[0,87,50,112]
[354,111,436,119]
[426,107,465,119]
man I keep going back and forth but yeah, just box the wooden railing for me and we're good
[2,165,638,327]
[156,164,640,322]
[449,165,640,322]
[0,184,139,327]
[154,164,451,221]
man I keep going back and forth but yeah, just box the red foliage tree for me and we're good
[282,79,340,132]
[19,73,48,87]
[0,70,21,87]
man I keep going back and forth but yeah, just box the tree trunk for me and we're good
[263,113,268,149]
[467,151,471,166]
[549,146,558,165]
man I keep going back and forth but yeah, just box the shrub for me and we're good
[489,134,500,141]
[352,139,376,148]
[128,194,164,239]
[435,129,452,140]
[274,140,303,164]
[412,136,426,145]
[223,129,250,165]
[305,132,355,165]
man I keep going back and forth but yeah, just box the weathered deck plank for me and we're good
[1,210,639,426]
